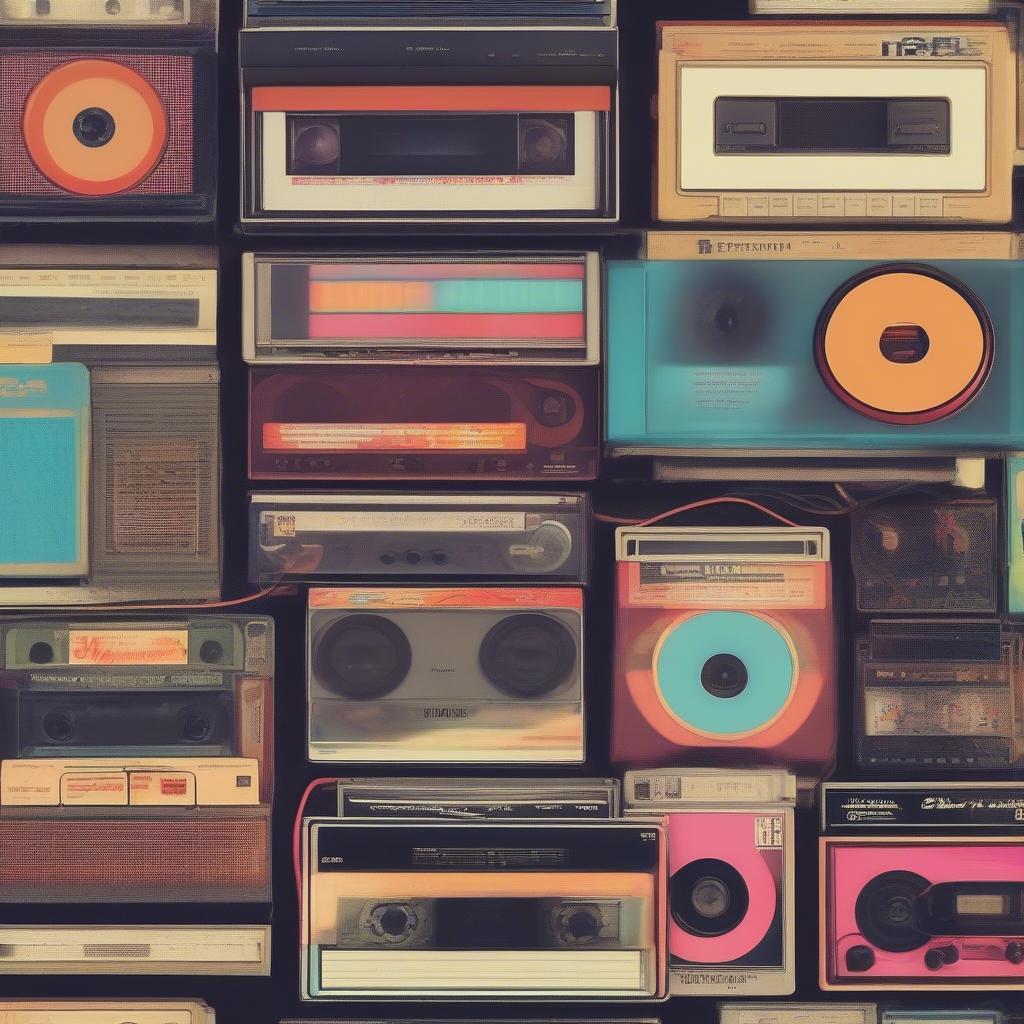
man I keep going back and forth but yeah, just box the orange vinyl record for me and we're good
[22,59,168,197]
[814,265,994,425]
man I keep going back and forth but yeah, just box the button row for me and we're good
[719,193,945,218]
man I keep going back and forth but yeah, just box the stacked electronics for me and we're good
[5,1,1024,1024]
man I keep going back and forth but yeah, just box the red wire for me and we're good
[293,777,340,896]
[595,496,800,529]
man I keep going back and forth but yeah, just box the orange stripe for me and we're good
[252,84,611,113]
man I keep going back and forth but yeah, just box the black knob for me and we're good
[29,642,54,665]
[846,945,875,972]
[404,550,422,565]
[106,0,121,13]
[380,551,397,565]
[1007,941,1024,965]
[199,640,223,664]
[925,946,956,971]
[430,551,448,565]
[36,0,51,13]
[41,709,75,744]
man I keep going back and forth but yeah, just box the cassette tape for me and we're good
[249,492,591,585]
[0,12,216,223]
[1008,455,1024,612]
[335,776,619,819]
[0,1,217,25]
[239,22,617,227]
[611,526,836,784]
[244,251,599,481]
[300,818,667,999]
[720,1006,878,1024]
[851,499,998,613]
[625,768,796,996]
[0,247,220,606]
[606,232,1024,458]
[0,614,273,902]
[245,0,616,25]
[0,1003,214,1024]
[854,619,1024,776]
[655,20,1016,224]
[306,587,584,764]
[0,924,270,975]
[0,616,272,788]
[821,782,1024,989]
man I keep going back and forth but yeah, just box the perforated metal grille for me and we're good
[91,370,220,595]
[851,501,998,613]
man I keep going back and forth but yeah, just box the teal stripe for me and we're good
[433,279,583,313]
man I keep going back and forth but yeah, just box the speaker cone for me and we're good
[314,614,412,699]
[671,857,750,937]
[854,870,930,953]
[479,613,576,697]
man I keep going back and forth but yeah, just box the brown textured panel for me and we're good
[0,815,270,901]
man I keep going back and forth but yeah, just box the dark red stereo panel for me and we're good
[248,365,599,481]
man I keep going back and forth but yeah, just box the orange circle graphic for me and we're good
[22,59,168,196]
[816,267,992,423]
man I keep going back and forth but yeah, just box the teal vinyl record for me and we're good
[0,363,90,577]
[654,610,796,737]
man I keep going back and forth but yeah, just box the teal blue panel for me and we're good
[434,279,583,313]
[0,363,88,575]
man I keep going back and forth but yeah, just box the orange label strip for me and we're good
[252,84,612,113]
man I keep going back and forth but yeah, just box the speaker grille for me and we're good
[91,368,220,597]
[0,814,269,902]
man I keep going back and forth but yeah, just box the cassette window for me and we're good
[656,22,1014,224]
[240,27,618,226]
[302,819,666,999]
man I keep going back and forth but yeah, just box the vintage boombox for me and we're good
[306,587,584,764]
[0,247,220,606]
[625,768,795,996]
[606,232,1024,459]
[851,499,999,613]
[249,492,591,585]
[1009,456,1024,612]
[300,817,667,1000]
[244,252,600,480]
[0,925,270,975]
[719,1006,1005,1024]
[0,1004,214,1024]
[239,4,618,228]
[611,526,836,786]
[821,782,1024,990]
[655,20,1016,224]
[0,2,216,222]
[335,776,619,819]
[855,619,1024,776]
[0,615,273,901]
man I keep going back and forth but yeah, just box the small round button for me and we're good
[199,640,223,664]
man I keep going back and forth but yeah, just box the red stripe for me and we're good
[308,312,585,340]
[252,85,611,113]
[308,262,585,281]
